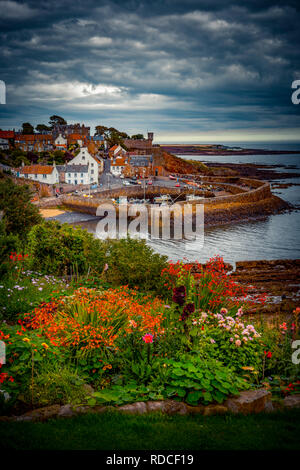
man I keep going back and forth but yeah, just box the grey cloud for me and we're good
[0,0,299,139]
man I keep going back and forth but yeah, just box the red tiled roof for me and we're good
[68,133,83,140]
[110,144,119,151]
[16,134,53,142]
[92,156,102,164]
[111,157,126,166]
[0,130,15,139]
[20,165,54,175]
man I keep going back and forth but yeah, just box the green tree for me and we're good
[51,150,65,164]
[131,134,144,140]
[22,122,34,135]
[0,176,42,240]
[8,149,30,167]
[95,125,109,136]
[49,115,67,128]
[36,124,51,133]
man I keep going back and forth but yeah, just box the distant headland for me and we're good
[160,144,300,156]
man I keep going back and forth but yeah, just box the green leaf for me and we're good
[176,388,186,398]
[172,369,185,376]
[203,392,212,402]
[186,391,202,404]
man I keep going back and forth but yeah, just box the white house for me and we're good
[19,163,59,185]
[65,165,90,185]
[68,147,102,185]
[54,133,67,150]
[109,144,127,158]
[0,138,9,150]
[110,155,127,176]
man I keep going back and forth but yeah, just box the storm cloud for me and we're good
[0,0,300,141]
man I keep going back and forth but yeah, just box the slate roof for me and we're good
[129,155,152,167]
[65,165,89,173]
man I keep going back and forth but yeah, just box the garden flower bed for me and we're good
[1,251,299,418]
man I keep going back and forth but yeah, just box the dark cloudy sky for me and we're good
[0,0,300,142]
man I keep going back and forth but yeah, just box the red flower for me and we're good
[142,333,154,344]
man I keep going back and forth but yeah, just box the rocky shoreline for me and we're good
[203,162,300,180]
[190,258,300,320]
[161,145,300,156]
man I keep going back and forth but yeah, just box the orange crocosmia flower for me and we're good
[23,287,165,353]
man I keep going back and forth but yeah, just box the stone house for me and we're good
[123,132,153,154]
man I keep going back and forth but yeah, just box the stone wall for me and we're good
[61,177,274,218]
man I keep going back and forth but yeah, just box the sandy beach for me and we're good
[40,208,66,218]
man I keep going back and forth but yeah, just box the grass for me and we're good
[1,410,300,450]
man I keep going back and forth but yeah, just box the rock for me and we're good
[283,395,300,409]
[225,389,271,414]
[8,405,61,422]
[118,402,148,414]
[264,401,275,413]
[57,404,77,418]
[15,415,35,422]
[0,416,13,422]
[186,405,205,415]
[146,401,165,413]
[203,404,228,416]
[161,400,189,415]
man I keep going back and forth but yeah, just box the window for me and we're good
[74,173,77,177]
[91,162,94,167]
[68,180,71,184]
[43,174,47,179]
[82,155,85,160]
[81,180,83,184]
[91,169,94,174]
[68,173,71,177]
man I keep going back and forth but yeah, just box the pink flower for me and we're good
[230,337,234,342]
[210,339,216,344]
[235,339,241,347]
[142,333,153,344]
[104,263,109,272]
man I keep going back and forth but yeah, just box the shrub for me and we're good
[103,237,168,295]
[0,324,58,404]
[191,307,263,372]
[0,176,41,240]
[0,221,21,279]
[162,256,266,312]
[23,362,88,407]
[27,220,106,275]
